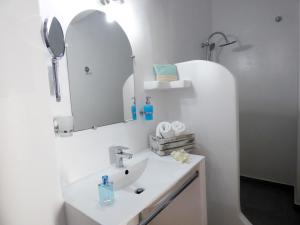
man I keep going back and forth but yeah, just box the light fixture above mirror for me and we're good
[100,0,124,5]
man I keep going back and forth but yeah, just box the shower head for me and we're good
[202,31,237,61]
[219,40,237,47]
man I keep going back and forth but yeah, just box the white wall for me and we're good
[0,0,212,225]
[165,60,251,225]
[38,0,212,185]
[212,0,299,185]
[0,0,65,225]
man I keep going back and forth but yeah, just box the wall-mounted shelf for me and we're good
[144,80,192,90]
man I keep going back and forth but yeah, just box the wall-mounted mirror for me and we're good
[66,10,135,131]
[42,17,65,102]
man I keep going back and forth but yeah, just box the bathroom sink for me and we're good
[108,157,184,192]
[63,150,204,225]
[109,158,149,191]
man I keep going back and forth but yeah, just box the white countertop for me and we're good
[63,150,204,225]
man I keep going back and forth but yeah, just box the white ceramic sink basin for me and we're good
[63,150,204,225]
[111,157,185,192]
[110,158,149,191]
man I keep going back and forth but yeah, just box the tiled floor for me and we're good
[240,176,300,225]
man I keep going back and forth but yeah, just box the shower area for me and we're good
[208,0,300,224]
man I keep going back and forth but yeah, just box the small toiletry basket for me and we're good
[149,132,195,156]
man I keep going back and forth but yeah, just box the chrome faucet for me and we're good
[109,146,133,168]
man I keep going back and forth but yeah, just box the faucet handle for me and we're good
[109,146,130,165]
[109,146,129,153]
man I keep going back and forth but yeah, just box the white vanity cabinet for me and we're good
[64,151,207,225]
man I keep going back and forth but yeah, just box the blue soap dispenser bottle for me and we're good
[144,96,153,121]
[131,97,137,120]
[98,175,114,206]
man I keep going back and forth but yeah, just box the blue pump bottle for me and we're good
[131,97,137,120]
[98,175,114,206]
[144,96,153,121]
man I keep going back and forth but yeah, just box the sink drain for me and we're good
[135,188,145,194]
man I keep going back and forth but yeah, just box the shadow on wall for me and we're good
[240,111,297,185]
[56,204,67,225]
[213,35,253,63]
[162,79,297,185]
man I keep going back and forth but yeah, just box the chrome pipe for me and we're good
[208,31,229,43]
[52,58,61,102]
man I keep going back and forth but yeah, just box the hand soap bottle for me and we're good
[144,96,153,121]
[98,175,114,206]
[131,97,137,120]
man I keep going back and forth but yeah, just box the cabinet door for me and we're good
[149,170,206,225]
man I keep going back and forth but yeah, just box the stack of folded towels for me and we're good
[149,121,195,156]
[153,64,178,82]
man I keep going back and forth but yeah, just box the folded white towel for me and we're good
[171,121,186,136]
[156,122,174,139]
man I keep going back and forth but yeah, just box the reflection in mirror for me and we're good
[45,18,65,58]
[42,17,65,102]
[66,10,135,131]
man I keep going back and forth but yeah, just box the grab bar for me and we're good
[138,171,199,225]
